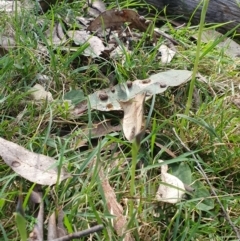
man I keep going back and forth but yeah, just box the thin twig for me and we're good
[51,225,104,241]
[173,128,240,240]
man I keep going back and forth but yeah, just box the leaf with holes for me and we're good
[88,69,192,111]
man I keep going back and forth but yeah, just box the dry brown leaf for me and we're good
[87,9,154,38]
[28,191,44,241]
[119,93,145,142]
[99,170,134,241]
[0,137,70,185]
[70,120,121,149]
[48,212,58,240]
[57,209,67,237]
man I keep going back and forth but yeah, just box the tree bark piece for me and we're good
[145,0,240,34]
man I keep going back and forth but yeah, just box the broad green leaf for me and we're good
[171,162,192,185]
[15,212,27,241]
[64,89,86,105]
[192,180,214,211]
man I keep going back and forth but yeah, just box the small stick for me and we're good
[51,225,104,241]
[173,128,240,240]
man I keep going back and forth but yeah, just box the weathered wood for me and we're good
[145,0,240,34]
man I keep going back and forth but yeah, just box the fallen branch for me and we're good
[51,225,104,241]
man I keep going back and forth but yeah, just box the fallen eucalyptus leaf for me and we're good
[57,209,67,237]
[156,160,185,204]
[28,191,44,241]
[119,93,145,142]
[89,69,192,111]
[99,169,134,241]
[0,137,70,185]
[193,29,240,58]
[69,120,121,149]
[48,212,57,240]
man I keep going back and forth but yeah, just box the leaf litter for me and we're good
[0,137,70,185]
[0,0,228,239]
[156,160,186,204]
[99,169,134,241]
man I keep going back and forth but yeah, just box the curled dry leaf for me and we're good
[29,84,53,102]
[0,137,70,185]
[89,70,192,111]
[156,160,185,204]
[158,44,176,64]
[119,93,145,142]
[99,169,134,241]
[67,30,104,57]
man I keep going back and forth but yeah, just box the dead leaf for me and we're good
[57,209,67,237]
[0,35,15,55]
[28,191,44,241]
[232,95,240,108]
[29,84,53,102]
[87,9,155,38]
[67,30,104,57]
[48,212,57,240]
[45,23,67,45]
[99,169,134,241]
[0,137,70,185]
[193,29,240,58]
[0,1,22,12]
[158,44,176,64]
[156,160,185,204]
[69,120,121,149]
[87,0,106,17]
[89,70,192,111]
[119,93,145,142]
